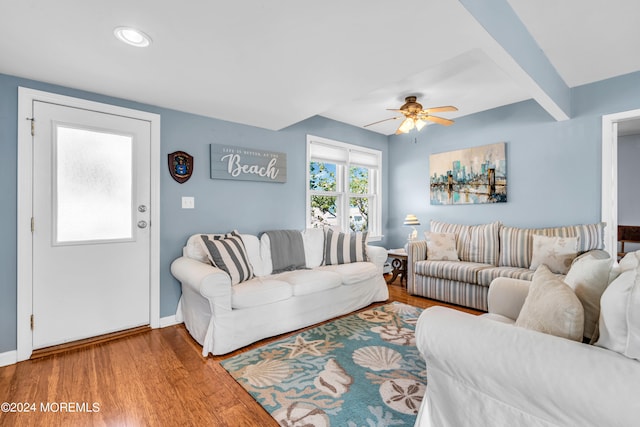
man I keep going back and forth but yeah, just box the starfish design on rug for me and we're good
[280,335,325,358]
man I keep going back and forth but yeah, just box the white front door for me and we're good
[31,101,151,349]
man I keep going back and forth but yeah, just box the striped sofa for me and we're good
[407,221,607,311]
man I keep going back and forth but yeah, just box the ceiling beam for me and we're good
[459,0,571,121]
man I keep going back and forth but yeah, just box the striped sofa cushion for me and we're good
[477,266,537,287]
[499,222,605,268]
[323,229,368,265]
[431,220,501,265]
[200,231,255,285]
[415,260,491,284]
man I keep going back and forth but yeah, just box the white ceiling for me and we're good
[1,0,639,136]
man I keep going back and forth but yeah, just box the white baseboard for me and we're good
[0,350,17,367]
[159,315,183,328]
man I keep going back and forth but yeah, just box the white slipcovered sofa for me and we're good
[414,251,640,427]
[171,229,389,356]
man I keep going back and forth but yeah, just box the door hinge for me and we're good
[31,217,34,233]
[30,314,34,331]
[26,117,35,136]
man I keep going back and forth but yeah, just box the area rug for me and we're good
[220,302,426,427]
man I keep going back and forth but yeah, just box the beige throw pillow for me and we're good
[595,251,640,360]
[425,232,459,261]
[529,235,578,274]
[515,265,584,341]
[564,254,613,340]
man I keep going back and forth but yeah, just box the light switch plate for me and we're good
[182,196,195,209]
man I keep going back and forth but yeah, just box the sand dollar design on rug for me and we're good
[220,302,426,426]
[380,378,426,415]
[272,402,330,427]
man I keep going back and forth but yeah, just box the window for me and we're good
[307,135,382,240]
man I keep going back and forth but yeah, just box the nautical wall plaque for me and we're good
[210,144,287,183]
[168,151,193,184]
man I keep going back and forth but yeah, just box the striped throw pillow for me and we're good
[323,229,368,265]
[200,231,254,285]
[499,223,605,269]
[431,220,501,265]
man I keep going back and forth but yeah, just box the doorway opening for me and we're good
[601,109,640,257]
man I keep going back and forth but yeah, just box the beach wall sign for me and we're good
[210,144,287,183]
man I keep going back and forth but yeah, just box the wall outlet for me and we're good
[182,196,195,209]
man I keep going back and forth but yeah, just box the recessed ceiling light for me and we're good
[113,26,152,47]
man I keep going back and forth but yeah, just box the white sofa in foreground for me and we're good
[414,251,640,427]
[171,229,388,356]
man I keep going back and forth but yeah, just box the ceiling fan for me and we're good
[365,96,458,135]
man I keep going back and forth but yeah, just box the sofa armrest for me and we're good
[407,240,428,292]
[170,256,232,300]
[574,249,611,263]
[416,307,640,427]
[487,277,531,321]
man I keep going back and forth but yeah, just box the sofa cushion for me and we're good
[302,228,325,268]
[477,266,536,287]
[564,253,613,341]
[499,222,605,269]
[275,269,342,296]
[595,251,640,360]
[529,235,578,274]
[240,234,266,276]
[323,229,368,265]
[200,232,255,285]
[317,262,378,285]
[515,265,584,342]
[231,277,293,309]
[425,232,459,261]
[415,260,491,284]
[430,220,500,265]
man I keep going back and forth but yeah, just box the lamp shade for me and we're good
[403,214,420,226]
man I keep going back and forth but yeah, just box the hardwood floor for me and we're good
[0,280,480,427]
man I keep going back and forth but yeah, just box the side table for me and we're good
[386,248,408,287]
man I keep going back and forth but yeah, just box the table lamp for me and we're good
[403,214,420,241]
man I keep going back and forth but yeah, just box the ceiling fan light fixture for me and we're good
[114,26,152,47]
[397,117,415,134]
[414,119,427,131]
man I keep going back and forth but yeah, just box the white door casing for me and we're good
[17,88,161,360]
[601,108,640,256]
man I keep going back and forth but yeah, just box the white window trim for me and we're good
[306,135,382,241]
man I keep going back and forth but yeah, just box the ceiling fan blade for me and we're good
[364,116,401,127]
[425,115,455,126]
[424,106,458,114]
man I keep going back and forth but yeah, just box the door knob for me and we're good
[137,220,148,229]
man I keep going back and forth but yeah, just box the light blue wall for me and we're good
[3,69,640,354]
[0,73,389,353]
[386,71,640,249]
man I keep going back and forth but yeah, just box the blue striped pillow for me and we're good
[200,231,254,285]
[323,229,368,265]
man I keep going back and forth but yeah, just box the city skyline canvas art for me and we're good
[429,142,507,205]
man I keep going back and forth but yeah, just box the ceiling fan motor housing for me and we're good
[401,96,423,115]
